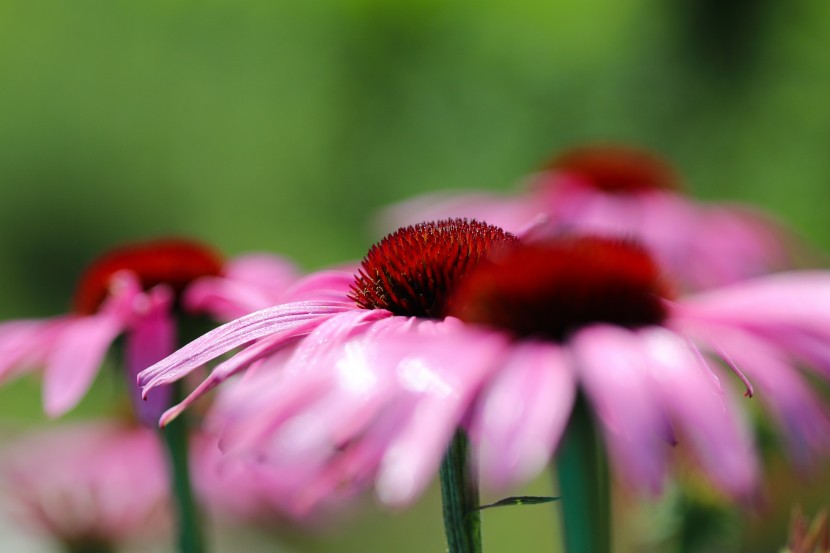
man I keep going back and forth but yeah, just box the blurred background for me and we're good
[1,0,829,551]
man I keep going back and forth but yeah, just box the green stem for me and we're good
[555,397,610,553]
[160,383,206,553]
[439,431,482,553]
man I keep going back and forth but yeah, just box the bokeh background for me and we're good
[1,0,829,551]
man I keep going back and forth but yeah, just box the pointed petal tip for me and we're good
[159,404,185,427]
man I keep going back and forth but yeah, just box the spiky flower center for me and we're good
[545,145,680,194]
[350,219,518,318]
[74,238,224,315]
[449,236,670,341]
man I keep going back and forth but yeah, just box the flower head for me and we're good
[0,238,299,422]
[0,422,171,550]
[379,144,798,290]
[140,224,830,512]
[0,420,307,548]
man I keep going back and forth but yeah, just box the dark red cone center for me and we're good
[350,219,518,319]
[448,236,670,341]
[74,238,224,315]
[545,145,680,194]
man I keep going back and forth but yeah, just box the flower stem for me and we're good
[555,397,610,553]
[439,431,483,553]
[161,382,206,553]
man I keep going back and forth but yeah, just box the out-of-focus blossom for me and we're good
[0,419,311,549]
[0,239,299,423]
[379,144,797,290]
[140,222,830,512]
[0,422,171,551]
[192,420,350,525]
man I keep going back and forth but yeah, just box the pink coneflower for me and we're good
[0,420,308,550]
[140,222,830,511]
[0,238,299,423]
[379,144,796,290]
[0,422,171,551]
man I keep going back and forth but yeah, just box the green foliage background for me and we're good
[0,1,829,551]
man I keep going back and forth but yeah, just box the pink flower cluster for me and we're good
[2,144,829,550]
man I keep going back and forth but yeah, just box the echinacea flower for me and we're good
[0,420,308,551]
[379,144,797,290]
[140,221,830,512]
[0,421,171,551]
[0,238,299,423]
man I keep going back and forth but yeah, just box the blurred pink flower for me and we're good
[0,420,308,548]
[0,239,299,422]
[139,225,830,512]
[0,422,171,550]
[379,144,797,290]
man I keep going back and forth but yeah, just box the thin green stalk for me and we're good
[555,397,610,553]
[160,382,206,553]
[439,431,482,553]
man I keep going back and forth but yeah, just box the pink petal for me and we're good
[705,327,830,464]
[41,274,142,417]
[687,205,791,288]
[571,325,668,493]
[139,300,354,394]
[639,327,757,496]
[213,315,405,452]
[281,270,358,303]
[43,313,126,417]
[0,318,70,383]
[184,254,301,321]
[126,287,176,426]
[469,341,576,491]
[676,272,830,328]
[161,309,391,426]
[375,330,508,506]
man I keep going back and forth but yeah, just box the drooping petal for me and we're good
[42,313,127,417]
[375,329,508,506]
[138,301,354,395]
[158,308,393,427]
[676,272,830,328]
[469,341,576,491]
[0,319,71,383]
[571,325,668,493]
[702,327,830,464]
[688,205,792,288]
[639,327,757,496]
[126,286,176,426]
[218,315,408,453]
[41,274,142,417]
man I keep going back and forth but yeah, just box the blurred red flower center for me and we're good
[350,219,518,319]
[74,239,224,315]
[546,145,680,194]
[448,236,670,341]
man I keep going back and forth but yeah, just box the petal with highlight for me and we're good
[640,327,757,496]
[139,301,353,394]
[572,325,667,493]
[375,330,508,506]
[470,341,576,491]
